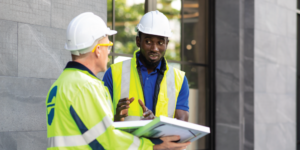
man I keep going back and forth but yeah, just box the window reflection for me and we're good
[108,0,145,55]
[183,0,208,64]
[157,0,181,61]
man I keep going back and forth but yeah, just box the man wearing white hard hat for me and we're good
[103,10,189,122]
[46,12,190,150]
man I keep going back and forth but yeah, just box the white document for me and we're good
[114,116,210,143]
[113,120,151,133]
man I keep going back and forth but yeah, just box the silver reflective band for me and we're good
[166,67,176,118]
[124,116,143,121]
[48,135,86,147]
[48,116,112,148]
[121,59,131,99]
[128,136,141,150]
[82,116,112,143]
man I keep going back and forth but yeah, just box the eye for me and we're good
[159,41,164,45]
[146,40,151,44]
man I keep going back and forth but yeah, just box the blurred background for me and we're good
[0,0,298,150]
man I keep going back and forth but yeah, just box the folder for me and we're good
[114,116,210,143]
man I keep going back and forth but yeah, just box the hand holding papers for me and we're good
[114,116,210,143]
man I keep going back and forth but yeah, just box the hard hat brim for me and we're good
[138,30,172,38]
[107,30,117,36]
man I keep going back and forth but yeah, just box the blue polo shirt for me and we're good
[103,57,189,112]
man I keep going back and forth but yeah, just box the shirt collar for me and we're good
[65,61,97,78]
[136,52,162,72]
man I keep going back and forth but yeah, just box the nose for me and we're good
[151,43,159,52]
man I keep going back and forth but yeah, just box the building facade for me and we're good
[0,0,298,150]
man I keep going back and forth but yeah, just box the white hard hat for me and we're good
[65,12,117,51]
[136,10,172,37]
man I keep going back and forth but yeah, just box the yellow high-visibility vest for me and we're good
[111,50,185,121]
[46,62,154,150]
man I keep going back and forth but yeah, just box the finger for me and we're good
[143,110,154,118]
[162,135,180,142]
[143,110,151,117]
[119,98,128,102]
[117,100,131,107]
[117,105,129,112]
[171,142,191,148]
[138,99,147,112]
[128,97,135,103]
[173,147,187,150]
[119,114,128,118]
[174,146,188,150]
[142,112,154,120]
[117,98,129,107]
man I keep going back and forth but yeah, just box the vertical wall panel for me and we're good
[0,1,107,149]
[254,0,297,150]
[215,0,254,149]
[0,20,18,76]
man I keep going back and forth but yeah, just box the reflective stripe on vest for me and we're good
[166,66,176,118]
[120,59,176,119]
[48,116,112,148]
[121,59,131,99]
[128,136,141,150]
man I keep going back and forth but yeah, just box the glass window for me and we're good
[157,0,182,61]
[297,14,300,150]
[114,0,145,55]
[182,0,208,64]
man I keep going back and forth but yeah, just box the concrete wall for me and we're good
[215,0,297,149]
[215,0,254,149]
[0,0,107,149]
[254,0,297,150]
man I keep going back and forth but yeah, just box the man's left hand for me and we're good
[138,99,155,120]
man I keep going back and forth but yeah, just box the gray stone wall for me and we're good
[215,0,254,149]
[0,0,107,149]
[254,0,297,150]
[215,0,297,149]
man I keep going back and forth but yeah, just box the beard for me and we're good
[139,52,163,68]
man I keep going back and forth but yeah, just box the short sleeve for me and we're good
[175,76,189,111]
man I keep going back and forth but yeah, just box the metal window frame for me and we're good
[297,9,300,150]
[297,1,300,149]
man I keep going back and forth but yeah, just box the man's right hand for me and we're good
[154,136,191,150]
[114,97,134,121]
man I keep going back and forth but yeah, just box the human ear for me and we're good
[136,36,141,47]
[95,45,101,58]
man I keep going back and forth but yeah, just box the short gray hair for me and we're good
[71,37,104,56]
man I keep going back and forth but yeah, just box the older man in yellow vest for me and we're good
[103,10,189,122]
